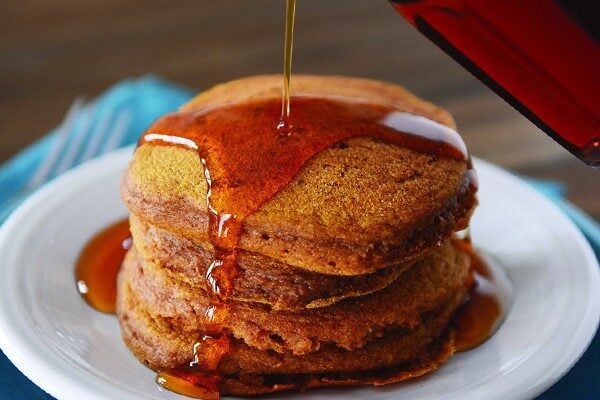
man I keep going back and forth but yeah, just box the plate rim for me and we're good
[0,148,598,400]
[469,158,600,400]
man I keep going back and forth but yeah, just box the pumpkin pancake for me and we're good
[121,75,476,275]
[130,213,418,310]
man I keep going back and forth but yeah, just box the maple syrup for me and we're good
[452,239,505,352]
[75,218,130,314]
[278,0,296,131]
[156,370,219,400]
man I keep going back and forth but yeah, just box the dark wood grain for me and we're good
[1,0,598,219]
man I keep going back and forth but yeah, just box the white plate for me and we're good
[0,147,598,400]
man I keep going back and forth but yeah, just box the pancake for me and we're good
[182,75,455,127]
[118,240,470,355]
[117,74,479,397]
[121,75,477,275]
[130,213,418,310]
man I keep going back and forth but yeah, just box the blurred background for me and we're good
[1,0,598,219]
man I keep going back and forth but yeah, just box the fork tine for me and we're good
[27,98,85,189]
[78,106,115,163]
[52,101,97,178]
[101,110,131,154]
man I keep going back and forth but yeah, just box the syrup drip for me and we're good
[156,370,219,400]
[156,333,229,400]
[75,218,130,314]
[466,156,479,192]
[452,239,504,352]
[278,0,296,132]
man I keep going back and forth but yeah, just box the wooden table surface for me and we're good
[1,1,598,220]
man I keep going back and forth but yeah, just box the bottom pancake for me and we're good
[217,333,454,396]
[118,277,462,395]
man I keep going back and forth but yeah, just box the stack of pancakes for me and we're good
[117,75,477,396]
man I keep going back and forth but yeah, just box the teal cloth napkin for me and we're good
[0,77,597,399]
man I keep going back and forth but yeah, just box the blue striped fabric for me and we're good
[0,77,597,399]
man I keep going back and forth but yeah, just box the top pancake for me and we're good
[121,75,476,275]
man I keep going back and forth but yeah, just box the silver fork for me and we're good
[0,99,131,222]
